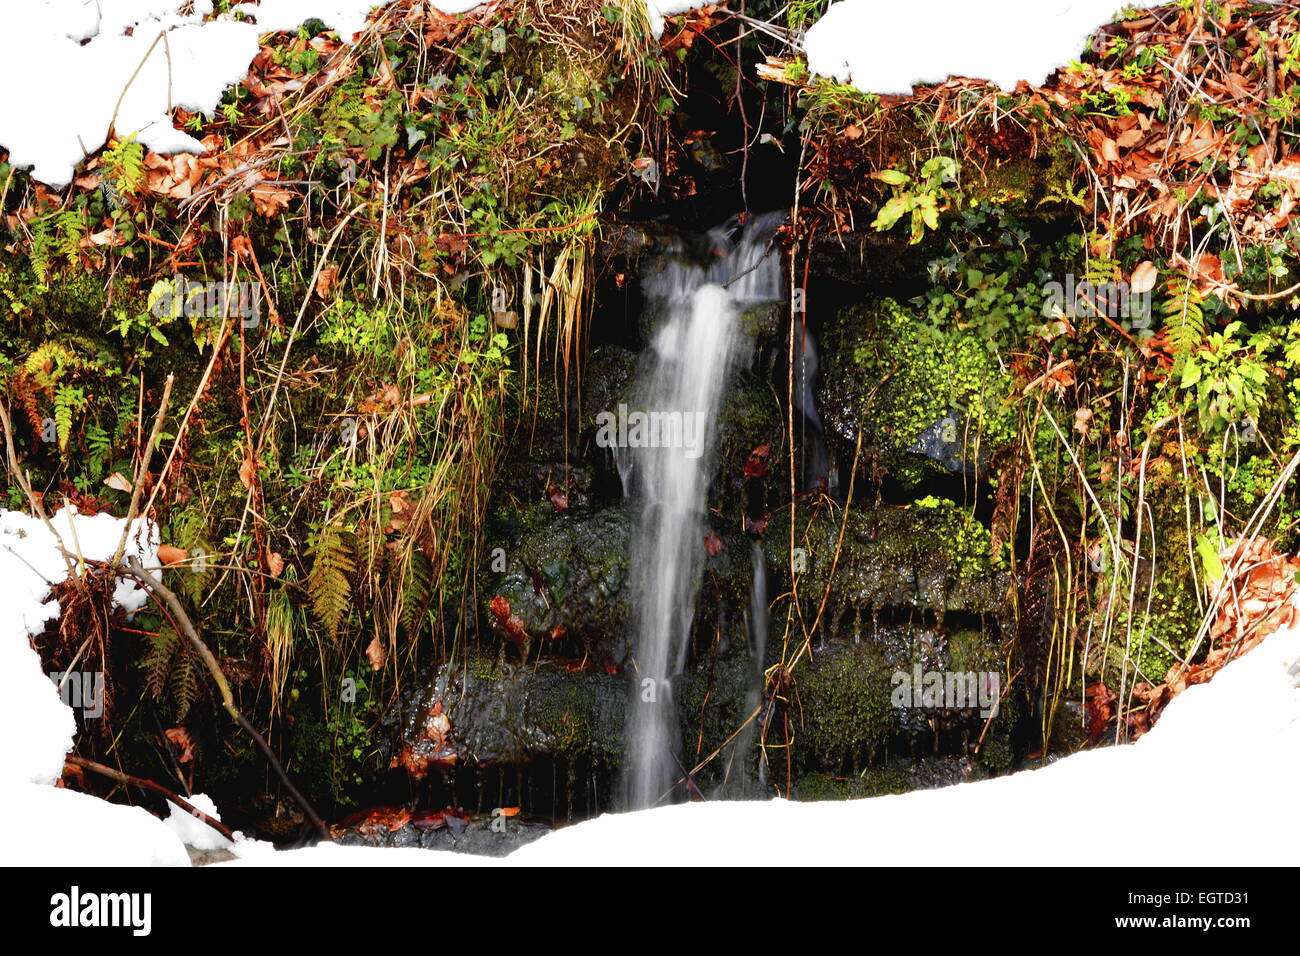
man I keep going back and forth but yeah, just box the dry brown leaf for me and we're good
[103,471,133,493]
[365,635,387,671]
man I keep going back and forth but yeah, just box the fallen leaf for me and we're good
[1130,260,1158,294]
[365,635,387,671]
[157,544,188,566]
[103,471,133,493]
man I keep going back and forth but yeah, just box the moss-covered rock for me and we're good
[818,297,1017,488]
[482,503,754,664]
[767,501,1008,617]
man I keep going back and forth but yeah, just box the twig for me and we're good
[123,555,331,841]
[110,374,174,569]
[66,755,235,842]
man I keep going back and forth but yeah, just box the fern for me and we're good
[102,136,145,196]
[24,341,78,390]
[1163,277,1206,377]
[85,422,112,482]
[307,523,355,639]
[29,215,53,284]
[399,550,433,633]
[56,209,85,261]
[53,384,85,453]
[141,625,198,720]
[169,649,199,721]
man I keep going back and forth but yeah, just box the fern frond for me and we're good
[1162,276,1205,377]
[56,209,85,261]
[29,215,53,284]
[399,550,433,633]
[141,625,182,700]
[307,523,355,640]
[103,137,145,196]
[169,649,198,721]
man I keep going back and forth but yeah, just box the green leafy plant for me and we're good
[1179,321,1269,432]
[871,156,958,244]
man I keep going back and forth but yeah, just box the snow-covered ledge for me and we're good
[805,1,1170,94]
[1,506,195,866]
[223,621,1300,867]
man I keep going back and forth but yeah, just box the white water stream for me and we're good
[622,213,784,809]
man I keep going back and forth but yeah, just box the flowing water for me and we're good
[723,540,770,796]
[622,213,784,809]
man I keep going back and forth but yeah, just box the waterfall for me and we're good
[622,212,784,810]
[722,540,770,796]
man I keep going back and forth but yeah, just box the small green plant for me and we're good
[871,157,958,244]
[102,136,146,196]
[1179,321,1269,433]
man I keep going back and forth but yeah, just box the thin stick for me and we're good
[123,555,331,840]
[66,755,235,842]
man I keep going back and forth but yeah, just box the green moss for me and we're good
[821,297,1017,487]
[793,642,894,773]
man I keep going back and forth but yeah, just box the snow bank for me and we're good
[0,3,260,188]
[5,783,190,866]
[0,507,157,786]
[164,793,232,851]
[643,2,710,39]
[0,505,191,866]
[224,621,1300,866]
[0,1,483,189]
[804,0,1170,94]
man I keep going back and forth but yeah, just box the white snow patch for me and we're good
[0,505,193,866]
[223,622,1300,866]
[165,793,232,850]
[0,507,157,786]
[232,1,391,40]
[2,782,191,866]
[643,1,708,39]
[0,1,427,189]
[805,1,1176,94]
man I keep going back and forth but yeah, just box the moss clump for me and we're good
[792,642,895,774]
[767,503,1006,616]
[819,297,1017,488]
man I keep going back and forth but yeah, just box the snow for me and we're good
[0,507,157,786]
[0,0,452,189]
[4,783,191,866]
[642,1,710,38]
[804,0,1174,94]
[232,1,392,40]
[225,621,1300,866]
[0,504,195,866]
[164,793,232,851]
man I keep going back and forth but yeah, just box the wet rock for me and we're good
[330,811,552,858]
[906,407,984,476]
[484,505,633,665]
[413,656,628,768]
[482,504,754,665]
[817,297,1015,488]
[767,502,1009,616]
[792,756,990,801]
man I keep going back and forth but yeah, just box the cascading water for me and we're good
[723,540,770,795]
[621,212,785,810]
